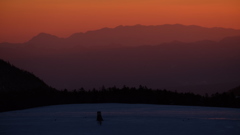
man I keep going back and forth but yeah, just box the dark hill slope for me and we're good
[0,59,51,92]
[0,59,57,112]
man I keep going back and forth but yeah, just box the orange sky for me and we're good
[0,0,240,43]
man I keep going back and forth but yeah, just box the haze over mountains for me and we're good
[1,24,240,94]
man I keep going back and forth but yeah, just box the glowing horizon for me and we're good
[1,0,240,43]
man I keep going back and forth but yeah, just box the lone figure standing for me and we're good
[97,111,103,125]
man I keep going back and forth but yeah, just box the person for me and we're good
[97,111,103,125]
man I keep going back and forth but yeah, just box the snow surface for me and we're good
[0,104,240,135]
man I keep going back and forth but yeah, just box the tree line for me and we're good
[1,85,239,112]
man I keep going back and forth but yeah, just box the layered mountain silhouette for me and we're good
[2,24,240,49]
[66,24,240,47]
[1,24,240,94]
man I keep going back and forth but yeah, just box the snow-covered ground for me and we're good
[0,104,240,135]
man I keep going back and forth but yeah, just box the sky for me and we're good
[0,0,240,43]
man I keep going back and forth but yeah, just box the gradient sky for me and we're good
[0,0,240,43]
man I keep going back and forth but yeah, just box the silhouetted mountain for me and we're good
[29,33,60,43]
[1,36,240,94]
[26,33,65,49]
[2,24,239,48]
[64,24,240,47]
[0,59,58,112]
[1,24,240,51]
[0,59,52,92]
[25,24,240,48]
[0,24,240,94]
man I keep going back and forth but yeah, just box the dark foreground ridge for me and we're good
[0,59,240,112]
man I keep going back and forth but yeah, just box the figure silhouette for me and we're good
[97,111,103,125]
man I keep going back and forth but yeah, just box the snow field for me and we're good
[0,104,240,135]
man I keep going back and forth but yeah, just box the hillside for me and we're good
[0,59,51,92]
[0,59,57,111]
[0,59,239,112]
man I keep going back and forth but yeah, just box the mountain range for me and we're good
[1,24,240,94]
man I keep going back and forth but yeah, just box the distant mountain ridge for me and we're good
[65,24,240,47]
[2,24,240,48]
